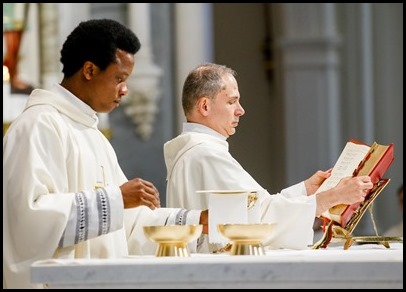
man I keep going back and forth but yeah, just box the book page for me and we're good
[316,142,370,194]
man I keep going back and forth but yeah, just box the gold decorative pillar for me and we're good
[3,66,11,135]
[38,3,60,89]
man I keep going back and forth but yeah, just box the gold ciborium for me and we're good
[143,225,203,257]
[217,223,276,256]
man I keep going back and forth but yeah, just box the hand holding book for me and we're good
[311,140,394,249]
[317,140,394,228]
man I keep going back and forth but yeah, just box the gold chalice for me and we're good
[143,225,203,257]
[217,223,276,256]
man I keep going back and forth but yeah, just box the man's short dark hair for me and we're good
[60,19,141,78]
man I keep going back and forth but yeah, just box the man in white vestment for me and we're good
[164,63,373,253]
[3,19,207,289]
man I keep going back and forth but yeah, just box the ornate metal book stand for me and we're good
[313,179,403,250]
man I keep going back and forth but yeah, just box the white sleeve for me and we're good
[58,185,124,248]
[260,194,316,250]
[279,181,307,198]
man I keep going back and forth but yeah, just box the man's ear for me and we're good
[197,97,209,116]
[83,61,98,80]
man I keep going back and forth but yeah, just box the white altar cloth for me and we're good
[31,243,403,289]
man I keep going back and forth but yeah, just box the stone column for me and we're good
[174,3,214,132]
[340,3,374,144]
[274,3,342,184]
[125,3,162,140]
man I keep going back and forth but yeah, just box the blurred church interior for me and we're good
[3,3,403,235]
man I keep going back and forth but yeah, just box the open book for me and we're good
[317,140,394,228]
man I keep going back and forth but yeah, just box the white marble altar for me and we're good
[31,243,403,289]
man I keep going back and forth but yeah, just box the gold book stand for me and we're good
[313,179,403,250]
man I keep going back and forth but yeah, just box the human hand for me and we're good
[315,175,373,216]
[333,175,373,205]
[199,210,208,234]
[120,178,160,209]
[304,169,332,195]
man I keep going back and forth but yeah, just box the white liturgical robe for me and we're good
[3,85,201,289]
[164,123,316,253]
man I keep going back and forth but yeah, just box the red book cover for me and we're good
[333,142,394,227]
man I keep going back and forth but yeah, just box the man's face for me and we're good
[206,74,245,138]
[86,49,135,113]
